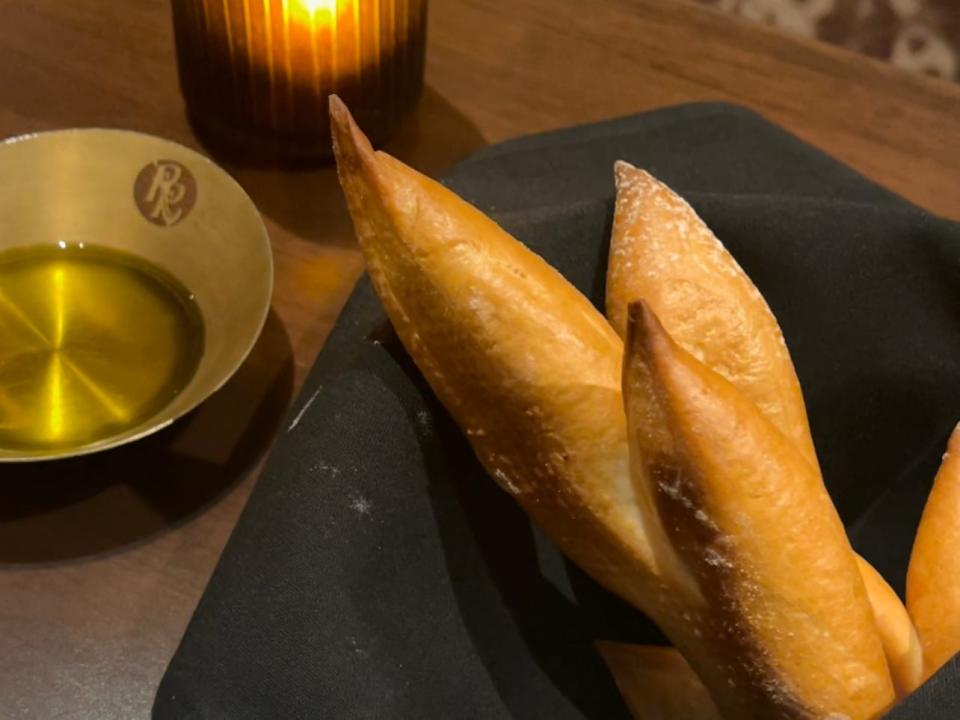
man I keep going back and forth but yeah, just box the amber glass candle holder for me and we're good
[171,0,427,163]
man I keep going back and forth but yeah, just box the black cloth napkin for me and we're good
[154,103,960,719]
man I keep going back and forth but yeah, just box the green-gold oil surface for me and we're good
[0,244,204,454]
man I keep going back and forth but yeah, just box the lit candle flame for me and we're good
[289,0,338,30]
[296,0,337,15]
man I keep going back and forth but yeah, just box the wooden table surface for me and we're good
[1,1,958,717]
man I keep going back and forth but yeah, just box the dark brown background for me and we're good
[0,1,958,718]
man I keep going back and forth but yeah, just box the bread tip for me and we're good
[329,95,377,179]
[614,159,636,177]
[328,93,347,120]
[614,160,657,192]
[328,94,351,153]
[624,300,676,379]
[948,421,960,454]
[626,299,660,344]
[626,297,650,323]
[614,159,639,187]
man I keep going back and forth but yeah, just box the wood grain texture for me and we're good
[0,0,957,718]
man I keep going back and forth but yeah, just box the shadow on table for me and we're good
[0,309,295,565]
[218,87,488,247]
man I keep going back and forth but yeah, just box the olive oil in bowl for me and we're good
[0,244,204,456]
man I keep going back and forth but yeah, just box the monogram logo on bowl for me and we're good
[134,160,197,227]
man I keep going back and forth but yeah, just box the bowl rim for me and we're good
[0,127,274,463]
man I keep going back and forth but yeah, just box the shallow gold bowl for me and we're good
[0,129,273,462]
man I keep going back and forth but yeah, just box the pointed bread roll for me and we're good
[330,96,699,619]
[606,163,915,698]
[333,97,896,719]
[607,162,816,465]
[623,301,894,719]
[907,424,960,679]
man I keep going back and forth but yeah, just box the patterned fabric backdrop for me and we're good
[695,0,959,81]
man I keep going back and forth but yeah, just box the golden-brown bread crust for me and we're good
[856,557,924,696]
[623,301,895,719]
[596,643,722,720]
[607,162,817,466]
[333,97,896,719]
[330,95,700,617]
[907,424,960,679]
[605,164,914,699]
[608,561,920,714]
[331,96,771,715]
